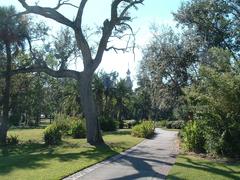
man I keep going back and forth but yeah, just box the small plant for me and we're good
[44,124,62,145]
[53,114,71,135]
[100,116,118,131]
[182,120,205,152]
[131,121,155,138]
[6,135,19,145]
[70,120,86,139]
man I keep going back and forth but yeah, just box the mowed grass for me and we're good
[168,154,240,180]
[0,128,143,180]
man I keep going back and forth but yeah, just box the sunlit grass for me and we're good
[168,154,240,180]
[0,128,143,180]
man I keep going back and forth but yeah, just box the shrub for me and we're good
[131,121,155,138]
[53,114,71,135]
[6,135,19,145]
[124,119,137,129]
[100,117,118,131]
[156,120,167,128]
[70,120,86,139]
[166,120,185,129]
[182,120,205,152]
[44,124,62,145]
[204,122,240,157]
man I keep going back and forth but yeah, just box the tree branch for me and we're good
[18,0,75,28]
[74,0,93,68]
[54,0,79,10]
[0,64,81,80]
[93,0,144,71]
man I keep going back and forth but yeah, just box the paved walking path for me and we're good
[64,128,179,180]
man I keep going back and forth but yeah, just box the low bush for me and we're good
[6,134,19,145]
[204,121,240,157]
[53,114,71,135]
[166,120,185,129]
[124,119,138,129]
[70,120,86,139]
[44,124,62,145]
[131,121,155,138]
[156,120,168,128]
[100,117,118,131]
[182,120,205,153]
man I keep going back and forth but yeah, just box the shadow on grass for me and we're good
[0,141,116,175]
[168,156,240,180]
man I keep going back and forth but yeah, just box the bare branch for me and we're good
[54,0,79,10]
[105,46,126,53]
[75,0,88,28]
[73,0,93,68]
[18,0,74,28]
[93,0,144,71]
[119,0,144,21]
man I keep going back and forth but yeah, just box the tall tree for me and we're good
[0,6,30,144]
[12,0,144,144]
[139,27,200,119]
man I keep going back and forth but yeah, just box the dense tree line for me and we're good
[138,0,240,156]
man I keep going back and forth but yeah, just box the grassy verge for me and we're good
[168,154,240,180]
[0,129,143,180]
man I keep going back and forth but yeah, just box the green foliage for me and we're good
[166,120,185,129]
[6,134,19,145]
[100,116,118,132]
[182,120,205,153]
[182,48,240,156]
[156,120,168,128]
[131,121,155,138]
[70,120,86,139]
[52,114,71,135]
[43,124,62,145]
[173,0,240,58]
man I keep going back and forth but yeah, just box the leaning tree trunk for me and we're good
[79,73,104,145]
[0,42,11,145]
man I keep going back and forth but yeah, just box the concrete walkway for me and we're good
[64,128,179,180]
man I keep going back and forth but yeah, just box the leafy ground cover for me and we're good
[0,129,143,180]
[168,154,240,180]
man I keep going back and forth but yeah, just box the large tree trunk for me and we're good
[0,42,11,145]
[79,73,104,145]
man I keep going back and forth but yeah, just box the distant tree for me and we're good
[113,79,132,120]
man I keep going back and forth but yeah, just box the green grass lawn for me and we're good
[168,154,240,180]
[0,128,143,180]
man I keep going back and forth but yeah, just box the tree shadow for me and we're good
[106,153,174,180]
[0,142,117,175]
[92,144,177,180]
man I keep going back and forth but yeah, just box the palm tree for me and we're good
[0,6,29,144]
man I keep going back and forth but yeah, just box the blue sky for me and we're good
[1,0,185,84]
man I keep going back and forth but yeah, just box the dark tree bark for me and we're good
[79,73,104,144]
[0,42,11,145]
